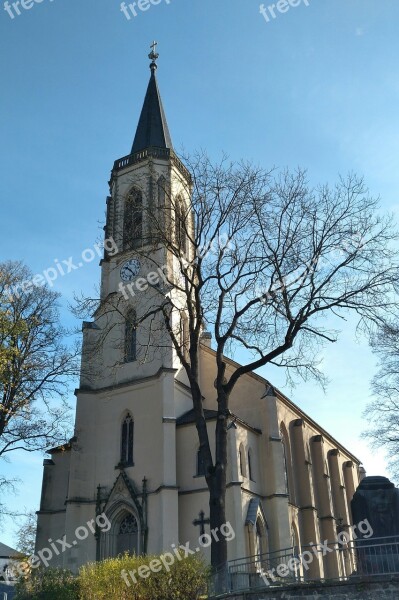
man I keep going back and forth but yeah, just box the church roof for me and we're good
[176,408,218,426]
[245,498,261,526]
[131,62,173,154]
[176,408,262,434]
[200,345,361,464]
[0,542,20,558]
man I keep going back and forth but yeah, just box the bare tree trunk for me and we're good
[209,418,228,568]
[208,387,229,568]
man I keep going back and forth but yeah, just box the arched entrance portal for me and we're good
[98,472,147,560]
[100,507,141,559]
[117,513,139,556]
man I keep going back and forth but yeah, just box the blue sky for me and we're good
[1,0,399,548]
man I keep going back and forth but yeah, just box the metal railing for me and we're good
[209,536,399,597]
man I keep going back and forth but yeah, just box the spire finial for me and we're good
[148,40,159,71]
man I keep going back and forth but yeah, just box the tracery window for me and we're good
[119,513,138,534]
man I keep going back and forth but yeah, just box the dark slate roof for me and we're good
[176,409,262,434]
[176,409,218,426]
[131,69,173,154]
[261,384,276,398]
[245,498,261,526]
[0,542,20,558]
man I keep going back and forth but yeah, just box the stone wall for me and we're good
[209,576,399,600]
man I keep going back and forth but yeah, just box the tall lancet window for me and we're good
[280,427,290,496]
[124,188,143,250]
[125,309,137,363]
[121,414,134,466]
[175,197,187,253]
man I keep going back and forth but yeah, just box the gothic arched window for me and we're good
[175,196,187,253]
[121,414,134,466]
[125,309,137,363]
[124,188,143,250]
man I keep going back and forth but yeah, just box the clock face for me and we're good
[120,259,141,282]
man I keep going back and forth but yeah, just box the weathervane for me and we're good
[148,40,159,70]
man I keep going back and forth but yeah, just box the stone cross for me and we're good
[193,510,210,536]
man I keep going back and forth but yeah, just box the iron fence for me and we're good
[209,536,399,597]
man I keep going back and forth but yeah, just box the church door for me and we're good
[117,513,139,556]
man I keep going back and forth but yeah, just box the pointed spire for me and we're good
[131,42,173,154]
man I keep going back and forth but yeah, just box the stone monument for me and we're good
[351,476,399,575]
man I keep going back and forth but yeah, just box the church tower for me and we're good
[36,44,195,571]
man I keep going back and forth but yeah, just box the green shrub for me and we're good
[14,552,208,600]
[14,567,79,600]
[79,552,208,600]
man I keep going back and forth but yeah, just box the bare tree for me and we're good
[78,154,399,567]
[363,322,399,481]
[15,509,37,556]
[0,261,79,511]
[0,476,18,522]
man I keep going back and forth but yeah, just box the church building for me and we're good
[36,45,362,579]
